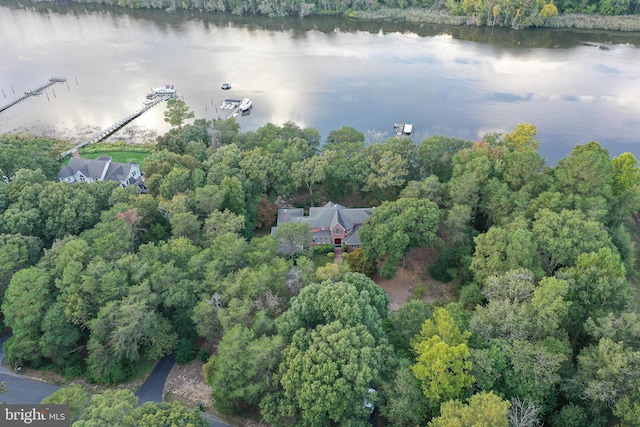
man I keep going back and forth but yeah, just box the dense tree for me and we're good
[418,135,473,183]
[381,363,430,427]
[412,307,474,412]
[471,226,541,283]
[360,198,442,278]
[274,222,312,261]
[569,338,640,417]
[126,401,208,427]
[470,269,569,343]
[611,152,640,222]
[428,391,510,427]
[556,247,632,347]
[262,321,391,426]
[0,135,60,180]
[207,325,284,414]
[384,297,432,357]
[73,389,138,427]
[2,267,54,367]
[86,290,177,384]
[42,384,91,422]
[532,208,613,275]
[343,247,377,277]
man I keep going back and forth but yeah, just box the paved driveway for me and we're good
[0,332,61,403]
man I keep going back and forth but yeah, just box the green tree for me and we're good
[274,222,312,261]
[291,153,334,206]
[2,267,53,366]
[384,298,432,357]
[275,273,389,342]
[207,325,284,414]
[42,385,91,422]
[262,321,390,427]
[412,307,474,411]
[570,338,640,416]
[556,247,632,347]
[73,389,138,427]
[503,123,539,152]
[343,247,377,277]
[360,198,442,278]
[126,401,208,427]
[39,301,82,367]
[418,135,473,183]
[164,98,195,128]
[87,292,177,383]
[471,226,541,283]
[381,362,430,427]
[428,391,510,427]
[611,152,640,222]
[532,208,613,275]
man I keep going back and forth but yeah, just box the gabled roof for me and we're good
[273,202,373,245]
[59,157,139,184]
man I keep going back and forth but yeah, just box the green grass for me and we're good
[79,150,152,165]
[60,142,155,166]
[311,253,333,269]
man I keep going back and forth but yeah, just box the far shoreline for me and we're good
[352,8,640,32]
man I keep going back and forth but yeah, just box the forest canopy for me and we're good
[1,116,639,426]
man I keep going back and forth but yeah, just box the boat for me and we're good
[220,99,242,110]
[394,121,413,137]
[221,82,231,90]
[146,84,176,99]
[239,98,252,111]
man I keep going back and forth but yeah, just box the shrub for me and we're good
[198,349,211,363]
[313,244,334,255]
[175,338,198,364]
[344,248,377,276]
[413,282,426,298]
[429,248,456,282]
[327,251,335,258]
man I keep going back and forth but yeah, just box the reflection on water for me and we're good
[1,1,640,164]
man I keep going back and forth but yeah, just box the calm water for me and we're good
[1,2,640,164]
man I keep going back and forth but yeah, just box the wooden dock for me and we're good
[58,93,173,158]
[0,77,67,114]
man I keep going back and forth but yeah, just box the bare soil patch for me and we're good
[164,359,212,409]
[374,246,457,311]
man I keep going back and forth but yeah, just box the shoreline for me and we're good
[352,9,640,32]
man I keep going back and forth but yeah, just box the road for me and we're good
[0,332,232,426]
[135,353,233,427]
[0,332,61,403]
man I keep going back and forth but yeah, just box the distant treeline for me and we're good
[40,0,640,28]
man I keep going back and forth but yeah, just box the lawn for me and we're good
[60,142,155,166]
[79,150,152,165]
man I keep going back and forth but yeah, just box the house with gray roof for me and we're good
[58,154,143,188]
[271,202,373,249]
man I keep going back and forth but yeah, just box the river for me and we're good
[1,1,640,164]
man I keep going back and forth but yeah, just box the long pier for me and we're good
[0,77,67,114]
[59,94,172,158]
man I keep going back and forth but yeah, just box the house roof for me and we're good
[57,166,74,179]
[274,201,373,245]
[59,157,138,184]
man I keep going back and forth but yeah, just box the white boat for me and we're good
[394,121,413,136]
[239,98,252,111]
[146,84,176,99]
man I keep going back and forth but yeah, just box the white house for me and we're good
[58,154,143,188]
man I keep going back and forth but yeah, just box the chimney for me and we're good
[72,149,80,158]
[283,209,288,222]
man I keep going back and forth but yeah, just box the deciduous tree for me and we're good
[360,198,442,278]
